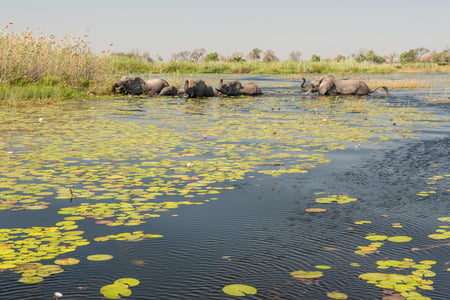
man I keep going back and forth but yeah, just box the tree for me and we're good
[311,54,321,62]
[365,49,385,64]
[262,50,279,62]
[247,48,262,61]
[288,50,302,61]
[205,52,219,62]
[334,54,346,62]
[228,52,246,62]
[171,51,191,61]
[399,49,418,64]
[189,48,206,62]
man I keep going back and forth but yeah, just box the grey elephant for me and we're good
[184,79,216,98]
[112,76,169,95]
[216,79,263,96]
[158,86,185,96]
[300,75,389,96]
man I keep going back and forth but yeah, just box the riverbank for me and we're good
[1,29,448,106]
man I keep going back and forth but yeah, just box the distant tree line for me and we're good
[111,47,450,65]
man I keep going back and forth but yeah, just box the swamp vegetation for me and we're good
[1,27,450,299]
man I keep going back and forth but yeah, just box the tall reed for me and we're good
[0,25,111,95]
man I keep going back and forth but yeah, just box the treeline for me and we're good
[111,47,450,66]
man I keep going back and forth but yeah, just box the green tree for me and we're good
[205,52,219,62]
[365,49,385,64]
[400,49,419,64]
[311,54,321,62]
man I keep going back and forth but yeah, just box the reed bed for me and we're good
[0,25,112,104]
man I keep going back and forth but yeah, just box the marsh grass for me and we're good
[0,25,112,104]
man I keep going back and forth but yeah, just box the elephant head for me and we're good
[184,79,216,98]
[300,76,335,95]
[216,79,243,96]
[112,76,146,95]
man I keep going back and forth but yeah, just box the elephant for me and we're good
[300,75,389,96]
[158,86,185,96]
[112,76,169,95]
[184,79,216,98]
[216,79,263,96]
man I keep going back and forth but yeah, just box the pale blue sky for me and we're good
[2,0,449,60]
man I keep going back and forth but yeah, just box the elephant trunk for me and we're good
[300,78,312,93]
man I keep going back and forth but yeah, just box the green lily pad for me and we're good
[86,254,113,261]
[100,283,132,299]
[290,270,324,279]
[222,284,257,296]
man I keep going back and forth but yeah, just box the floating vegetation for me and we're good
[326,291,348,299]
[94,231,163,242]
[86,254,114,261]
[359,257,436,299]
[290,270,324,279]
[315,194,358,204]
[222,284,257,297]
[100,278,140,299]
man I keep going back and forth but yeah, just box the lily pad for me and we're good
[290,270,324,279]
[222,284,257,296]
[100,283,132,299]
[54,258,80,265]
[327,291,348,299]
[387,236,412,242]
[86,254,114,261]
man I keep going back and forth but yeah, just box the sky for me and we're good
[2,0,449,61]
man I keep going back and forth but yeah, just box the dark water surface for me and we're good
[1,74,450,299]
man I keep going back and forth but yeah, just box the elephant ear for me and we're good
[318,78,335,96]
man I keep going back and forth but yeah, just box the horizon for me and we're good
[2,0,449,61]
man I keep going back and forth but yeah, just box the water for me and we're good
[0,74,450,299]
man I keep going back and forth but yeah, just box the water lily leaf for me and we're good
[359,273,390,281]
[365,234,388,241]
[86,254,113,261]
[54,258,80,265]
[290,270,324,279]
[315,265,331,270]
[114,278,140,287]
[387,236,412,242]
[100,283,132,299]
[327,291,348,299]
[18,275,44,284]
[305,208,327,213]
[222,284,257,296]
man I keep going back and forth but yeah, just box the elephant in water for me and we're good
[184,79,216,98]
[300,75,389,96]
[112,76,169,95]
[216,79,263,96]
[158,86,185,96]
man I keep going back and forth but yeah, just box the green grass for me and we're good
[105,58,449,75]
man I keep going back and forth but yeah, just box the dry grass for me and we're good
[0,24,112,95]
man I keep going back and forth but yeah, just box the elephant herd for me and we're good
[111,76,263,98]
[111,75,389,98]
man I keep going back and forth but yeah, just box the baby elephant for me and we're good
[217,79,263,96]
[112,76,169,95]
[184,79,216,98]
